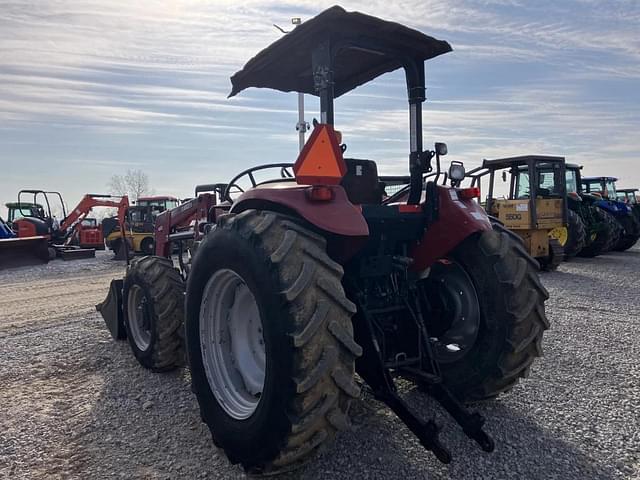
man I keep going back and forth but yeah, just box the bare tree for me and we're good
[108,169,151,201]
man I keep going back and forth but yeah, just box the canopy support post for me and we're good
[406,60,427,205]
[312,41,335,125]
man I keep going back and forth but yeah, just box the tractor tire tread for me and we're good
[207,210,360,475]
[445,228,549,402]
[124,256,185,371]
[564,209,587,258]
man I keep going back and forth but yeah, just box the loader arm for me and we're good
[154,193,217,257]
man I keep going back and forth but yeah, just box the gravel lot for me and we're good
[1,248,638,479]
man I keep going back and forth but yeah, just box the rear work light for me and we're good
[457,187,480,200]
[306,185,335,202]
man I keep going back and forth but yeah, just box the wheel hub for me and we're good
[420,259,481,363]
[199,269,266,420]
[127,284,152,351]
[549,226,568,246]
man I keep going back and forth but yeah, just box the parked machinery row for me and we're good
[467,160,639,270]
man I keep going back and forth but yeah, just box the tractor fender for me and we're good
[14,217,49,238]
[230,185,369,238]
[596,199,631,217]
[410,185,492,270]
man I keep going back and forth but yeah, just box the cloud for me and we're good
[0,0,638,210]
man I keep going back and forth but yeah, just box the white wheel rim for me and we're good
[127,284,151,351]
[199,269,266,420]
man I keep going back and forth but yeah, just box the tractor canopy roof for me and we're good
[229,5,452,98]
[481,155,565,171]
[565,163,581,169]
[616,188,637,193]
[582,176,618,182]
[6,202,42,209]
[137,196,178,202]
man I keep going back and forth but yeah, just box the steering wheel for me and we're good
[223,163,296,202]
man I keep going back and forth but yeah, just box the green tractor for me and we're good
[565,164,615,257]
[617,188,640,224]
[582,176,640,252]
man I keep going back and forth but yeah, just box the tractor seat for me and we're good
[341,158,384,205]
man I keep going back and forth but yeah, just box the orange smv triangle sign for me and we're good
[293,123,346,185]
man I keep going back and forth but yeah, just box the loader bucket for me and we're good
[96,278,127,340]
[114,240,131,261]
[57,247,95,261]
[0,236,50,270]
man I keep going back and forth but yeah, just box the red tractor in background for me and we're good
[99,6,549,475]
[12,190,129,259]
[99,183,228,339]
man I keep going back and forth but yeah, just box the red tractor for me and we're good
[100,7,548,474]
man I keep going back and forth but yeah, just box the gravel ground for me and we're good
[0,248,638,479]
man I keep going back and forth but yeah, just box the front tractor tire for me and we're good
[122,256,185,371]
[425,228,550,402]
[140,236,155,255]
[539,238,563,271]
[185,210,361,475]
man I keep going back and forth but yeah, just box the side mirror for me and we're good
[448,161,466,182]
[435,142,448,156]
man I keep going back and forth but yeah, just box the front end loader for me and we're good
[0,217,49,269]
[98,6,549,475]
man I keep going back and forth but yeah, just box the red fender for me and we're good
[230,184,369,237]
[410,186,492,270]
[14,219,38,238]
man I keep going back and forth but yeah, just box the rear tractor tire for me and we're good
[421,227,550,402]
[185,210,361,475]
[561,210,586,258]
[123,256,185,371]
[601,210,622,252]
[577,207,609,258]
[614,215,640,252]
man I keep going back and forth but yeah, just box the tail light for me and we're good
[306,185,334,202]
[457,187,480,200]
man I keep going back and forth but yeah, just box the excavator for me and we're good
[10,190,129,260]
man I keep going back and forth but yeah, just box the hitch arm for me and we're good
[352,308,452,463]
[404,367,495,453]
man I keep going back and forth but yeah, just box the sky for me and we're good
[1,0,639,215]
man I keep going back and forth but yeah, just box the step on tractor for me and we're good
[104,196,180,256]
[467,156,568,270]
[11,190,129,260]
[565,165,615,257]
[582,177,640,251]
[98,6,549,474]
